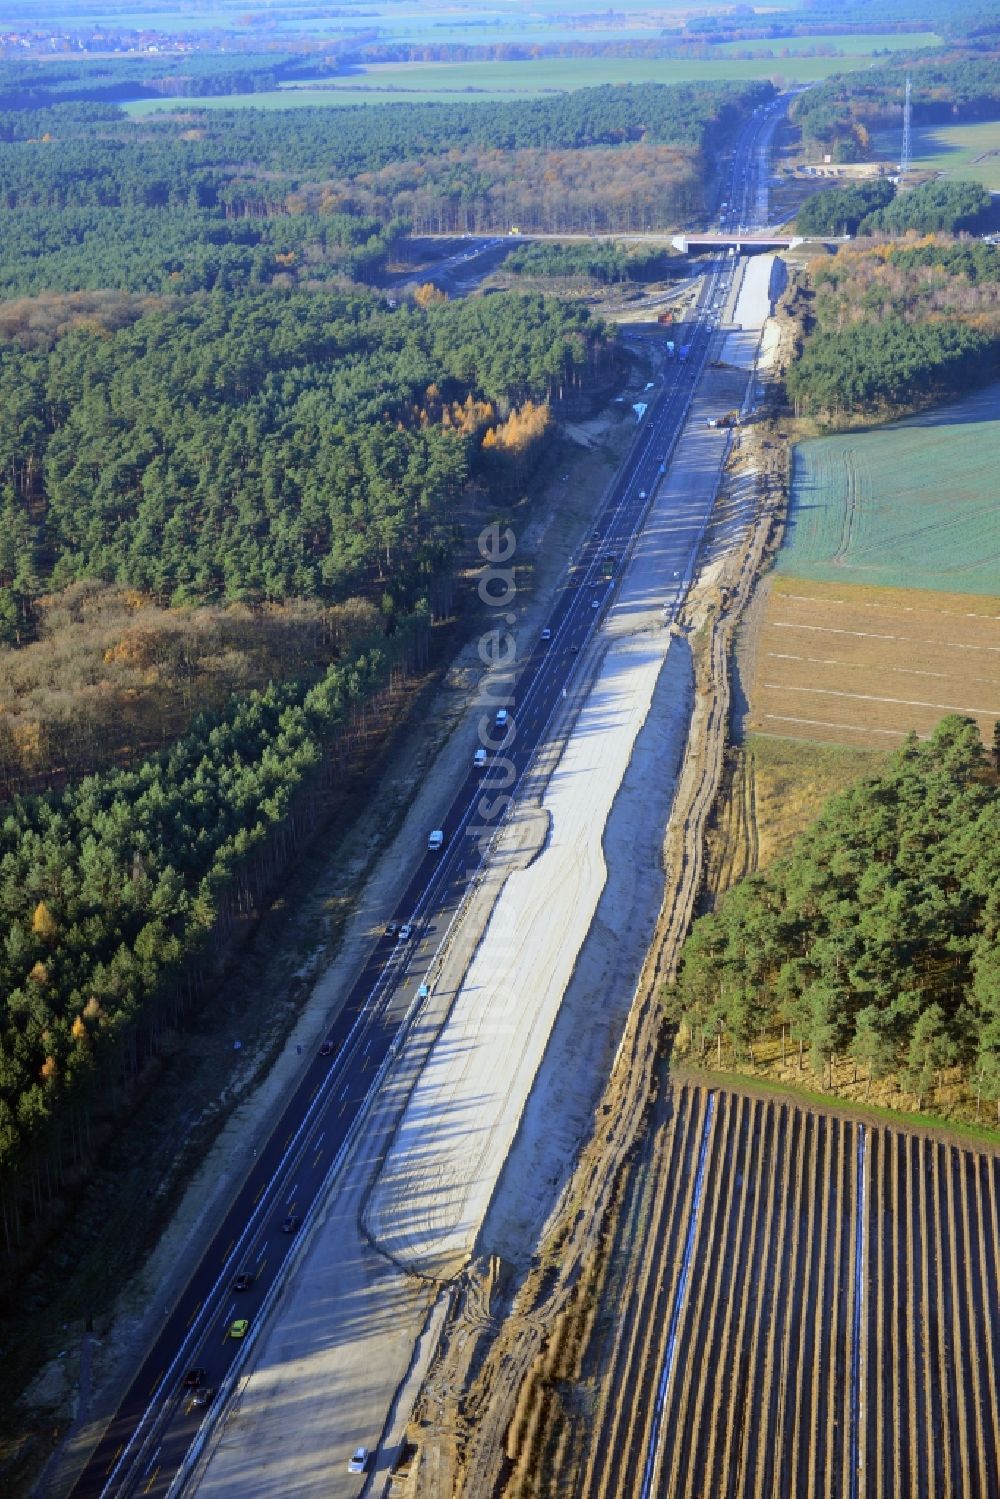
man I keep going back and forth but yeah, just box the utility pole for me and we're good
[900,75,912,178]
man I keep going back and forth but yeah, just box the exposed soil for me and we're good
[579,1080,1000,1499]
[401,273,782,1499]
[748,577,1000,750]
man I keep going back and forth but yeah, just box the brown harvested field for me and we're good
[748,576,1000,749]
[581,1082,1000,1499]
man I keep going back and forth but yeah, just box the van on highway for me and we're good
[473,747,487,769]
[428,830,445,851]
[495,708,509,728]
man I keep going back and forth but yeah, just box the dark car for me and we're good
[319,1041,334,1057]
[183,1368,206,1389]
[191,1386,214,1408]
[281,1214,301,1234]
[233,1272,254,1292]
[384,920,399,938]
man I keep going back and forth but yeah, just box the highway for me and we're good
[67,94,785,1499]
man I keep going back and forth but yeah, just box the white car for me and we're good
[541,627,552,641]
[398,924,413,941]
[348,1447,368,1474]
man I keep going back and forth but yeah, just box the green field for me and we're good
[874,119,1000,191]
[780,381,1000,594]
[123,36,939,115]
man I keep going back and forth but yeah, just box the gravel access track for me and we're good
[581,1083,1000,1499]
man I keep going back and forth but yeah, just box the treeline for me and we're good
[791,53,1000,160]
[796,179,893,236]
[865,179,993,234]
[785,234,1000,416]
[786,315,993,416]
[0,206,407,299]
[0,612,427,1251]
[505,241,675,284]
[0,53,296,111]
[668,717,1000,1118]
[0,79,771,235]
[0,288,603,634]
[796,178,992,236]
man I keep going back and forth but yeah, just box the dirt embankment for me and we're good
[403,344,788,1499]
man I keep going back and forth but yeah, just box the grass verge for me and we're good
[674,1059,1000,1150]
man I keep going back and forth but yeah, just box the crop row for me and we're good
[581,1084,1000,1498]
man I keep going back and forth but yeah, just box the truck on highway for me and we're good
[428,830,445,851]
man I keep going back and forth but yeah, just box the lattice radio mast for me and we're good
[900,75,912,176]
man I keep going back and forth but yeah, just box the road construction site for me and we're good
[178,247,781,1499]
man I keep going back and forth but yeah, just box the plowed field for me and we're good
[748,577,1000,748]
[582,1083,1000,1499]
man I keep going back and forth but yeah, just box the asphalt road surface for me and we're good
[68,96,785,1499]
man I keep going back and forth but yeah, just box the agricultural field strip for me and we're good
[585,1084,1000,1499]
[762,683,1000,717]
[638,1093,715,1499]
[760,716,951,740]
[781,396,1000,599]
[751,583,1000,748]
[588,1085,704,1499]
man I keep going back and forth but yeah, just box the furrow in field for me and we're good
[868,1127,885,1499]
[668,1089,737,1499]
[901,1132,923,1499]
[953,1145,971,1487]
[931,1143,957,1493]
[635,1087,717,1499]
[700,1091,755,1498]
[916,1135,942,1497]
[972,1154,1000,1480]
[588,1084,702,1499]
[787,1110,821,1499]
[728,1094,778,1494]
[713,1094,768,1488]
[772,1105,809,1499]
[583,1090,1000,1499]
[828,1116,852,1499]
[681,1091,750,1499]
[752,1103,793,1499]
[742,1099,785,1497]
[807,1113,835,1499]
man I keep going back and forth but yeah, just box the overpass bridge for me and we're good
[671,233,802,254]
